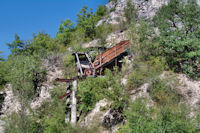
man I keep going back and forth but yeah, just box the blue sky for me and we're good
[0,0,108,58]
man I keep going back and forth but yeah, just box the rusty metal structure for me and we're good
[56,40,131,99]
[55,40,131,124]
[73,40,131,77]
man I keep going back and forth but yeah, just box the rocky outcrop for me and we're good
[80,99,124,133]
[98,0,170,26]
[98,0,200,26]
[80,99,111,127]
[31,54,64,109]
[1,54,64,115]
[81,30,127,48]
[106,31,127,47]
[1,84,20,115]
[81,39,100,48]
[0,120,5,133]
[177,74,200,108]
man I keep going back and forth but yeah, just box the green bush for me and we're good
[127,57,166,90]
[127,20,157,61]
[56,19,75,46]
[5,55,46,100]
[95,24,112,46]
[62,54,77,78]
[77,69,128,114]
[0,61,7,90]
[118,99,198,133]
[153,0,200,79]
[77,76,110,113]
[149,77,181,106]
[124,0,137,24]
[4,112,40,133]
[95,5,107,18]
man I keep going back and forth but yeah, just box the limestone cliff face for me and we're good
[97,0,200,25]
[97,0,169,25]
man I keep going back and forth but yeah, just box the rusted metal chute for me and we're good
[55,40,132,125]
[73,40,131,77]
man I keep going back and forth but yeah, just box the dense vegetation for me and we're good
[154,0,200,79]
[0,0,200,133]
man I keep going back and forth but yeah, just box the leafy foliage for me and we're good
[76,6,107,41]
[0,51,4,61]
[4,112,40,133]
[78,70,128,114]
[153,0,200,78]
[149,77,181,106]
[127,20,166,90]
[124,0,137,24]
[127,58,166,90]
[96,5,107,18]
[77,6,98,40]
[56,19,75,46]
[0,63,7,89]
[30,32,58,56]
[62,53,77,78]
[78,76,109,113]
[95,24,112,46]
[7,34,28,54]
[118,99,197,133]
[5,55,46,100]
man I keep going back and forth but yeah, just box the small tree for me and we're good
[30,32,58,56]
[124,0,137,24]
[56,19,75,46]
[0,51,4,61]
[4,55,46,133]
[7,34,27,54]
[0,52,7,89]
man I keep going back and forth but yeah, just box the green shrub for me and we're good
[153,0,200,79]
[127,20,157,61]
[127,57,166,90]
[149,77,181,106]
[4,109,44,133]
[0,61,7,90]
[124,0,137,24]
[77,69,128,114]
[96,5,107,18]
[77,76,110,113]
[95,24,112,46]
[118,99,197,133]
[56,19,75,46]
[5,55,46,100]
[62,54,77,78]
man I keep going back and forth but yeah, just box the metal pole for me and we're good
[71,80,77,126]
[65,84,71,124]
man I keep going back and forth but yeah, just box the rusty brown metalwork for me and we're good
[59,91,72,99]
[93,40,130,70]
[55,78,77,83]
[71,40,131,77]
[55,78,77,99]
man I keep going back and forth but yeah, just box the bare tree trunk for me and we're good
[71,80,77,126]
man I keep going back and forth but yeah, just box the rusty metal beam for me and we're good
[59,91,72,99]
[55,78,77,83]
